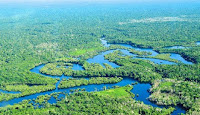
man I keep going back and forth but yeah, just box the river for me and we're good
[0,38,194,115]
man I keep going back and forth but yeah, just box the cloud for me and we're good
[119,17,190,25]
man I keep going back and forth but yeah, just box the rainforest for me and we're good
[0,1,200,115]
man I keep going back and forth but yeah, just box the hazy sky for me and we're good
[1,0,199,4]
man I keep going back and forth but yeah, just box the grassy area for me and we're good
[95,85,133,98]
[148,54,179,63]
[159,81,173,88]
[0,85,56,102]
[58,77,123,89]
[68,46,105,56]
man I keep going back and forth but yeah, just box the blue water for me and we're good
[120,49,137,56]
[0,89,20,94]
[93,41,176,65]
[100,38,110,47]
[0,39,189,115]
[170,53,193,65]
[134,57,176,65]
[163,41,200,50]
[66,64,83,70]
[0,63,186,114]
[30,64,60,79]
[0,70,186,115]
[108,43,193,65]
[66,64,84,70]
[72,64,84,70]
[0,4,198,114]
[87,50,120,68]
[48,96,57,104]
[94,41,178,66]
[117,44,159,56]
[55,75,72,91]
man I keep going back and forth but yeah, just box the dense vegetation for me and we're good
[39,53,161,83]
[1,3,200,85]
[148,54,179,63]
[0,76,123,102]
[0,86,175,115]
[149,79,200,114]
[155,64,200,82]
[0,84,55,102]
[0,2,200,115]
[158,47,200,63]
[58,77,123,89]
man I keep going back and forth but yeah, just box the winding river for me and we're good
[0,38,196,114]
[100,38,193,65]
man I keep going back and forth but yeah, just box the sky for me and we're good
[0,0,199,4]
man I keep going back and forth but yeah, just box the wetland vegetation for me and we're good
[0,2,200,115]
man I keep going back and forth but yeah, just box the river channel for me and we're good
[0,38,196,114]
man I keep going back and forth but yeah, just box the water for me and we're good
[0,89,20,94]
[162,41,200,52]
[100,38,110,47]
[0,71,185,114]
[48,96,57,104]
[170,53,193,65]
[97,42,178,65]
[165,46,186,49]
[120,49,137,56]
[0,39,189,115]
[72,64,84,70]
[30,64,60,79]
[87,50,120,68]
[117,44,159,56]
[134,57,176,65]
[55,75,72,91]
[66,64,83,70]
[105,42,193,65]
